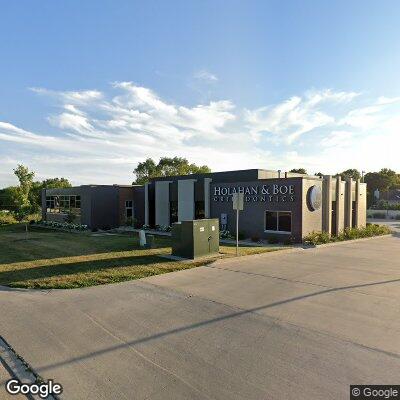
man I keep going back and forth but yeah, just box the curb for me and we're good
[0,336,59,400]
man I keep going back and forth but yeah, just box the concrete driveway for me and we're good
[0,235,399,400]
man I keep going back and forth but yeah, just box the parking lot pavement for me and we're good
[0,235,399,400]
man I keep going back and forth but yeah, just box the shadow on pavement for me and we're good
[36,276,400,373]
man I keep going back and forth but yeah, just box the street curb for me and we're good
[0,336,59,400]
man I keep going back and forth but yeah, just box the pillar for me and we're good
[144,183,149,226]
[204,178,212,218]
[155,181,172,226]
[322,175,332,234]
[178,179,196,221]
[345,178,353,228]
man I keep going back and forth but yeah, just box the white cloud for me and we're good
[193,70,218,83]
[0,85,398,186]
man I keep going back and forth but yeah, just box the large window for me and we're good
[265,210,292,233]
[46,195,81,215]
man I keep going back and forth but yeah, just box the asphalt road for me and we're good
[0,235,399,400]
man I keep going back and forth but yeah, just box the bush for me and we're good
[303,231,331,245]
[303,224,391,245]
[251,236,260,243]
[220,230,233,239]
[267,235,280,244]
[37,220,89,232]
[0,211,17,225]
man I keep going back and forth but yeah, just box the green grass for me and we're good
[0,224,279,289]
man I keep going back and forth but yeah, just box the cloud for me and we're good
[193,70,218,83]
[0,84,398,186]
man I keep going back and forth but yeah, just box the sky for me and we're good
[1,0,399,187]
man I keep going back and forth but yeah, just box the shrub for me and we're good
[303,231,331,245]
[267,235,280,244]
[220,230,233,239]
[303,224,391,245]
[0,211,17,225]
[251,236,260,243]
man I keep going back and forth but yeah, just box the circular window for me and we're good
[308,185,322,211]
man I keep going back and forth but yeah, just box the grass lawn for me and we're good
[0,224,282,289]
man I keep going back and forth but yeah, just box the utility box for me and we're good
[172,219,219,259]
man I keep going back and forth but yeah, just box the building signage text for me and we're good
[212,184,296,203]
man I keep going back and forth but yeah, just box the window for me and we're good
[195,201,205,219]
[45,195,81,215]
[125,200,133,218]
[265,211,292,233]
[170,201,178,224]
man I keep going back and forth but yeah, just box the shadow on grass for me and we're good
[0,253,179,288]
[0,224,172,264]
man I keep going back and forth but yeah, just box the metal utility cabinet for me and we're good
[172,219,219,259]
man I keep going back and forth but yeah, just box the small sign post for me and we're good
[232,192,244,256]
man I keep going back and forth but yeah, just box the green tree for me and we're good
[133,157,211,184]
[337,169,361,181]
[13,165,35,232]
[314,172,324,178]
[289,168,307,174]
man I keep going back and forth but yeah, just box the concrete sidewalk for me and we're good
[0,235,399,399]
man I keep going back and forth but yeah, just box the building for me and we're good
[42,184,144,229]
[42,169,367,241]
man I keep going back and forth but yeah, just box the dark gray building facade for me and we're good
[42,169,366,240]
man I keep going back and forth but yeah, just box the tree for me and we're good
[337,169,361,181]
[133,157,211,184]
[314,172,324,178]
[289,168,307,174]
[13,165,35,233]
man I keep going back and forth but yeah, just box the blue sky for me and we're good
[1,0,399,186]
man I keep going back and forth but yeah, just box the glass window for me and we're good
[170,201,178,224]
[265,211,292,233]
[265,211,278,231]
[125,200,133,208]
[195,201,205,219]
[278,211,291,233]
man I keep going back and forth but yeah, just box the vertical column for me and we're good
[335,176,343,235]
[345,178,353,228]
[355,179,361,227]
[322,175,332,234]
[204,178,212,218]
[144,183,149,226]
[155,181,172,226]
[178,179,196,221]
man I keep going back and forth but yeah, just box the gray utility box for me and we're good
[172,219,219,259]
